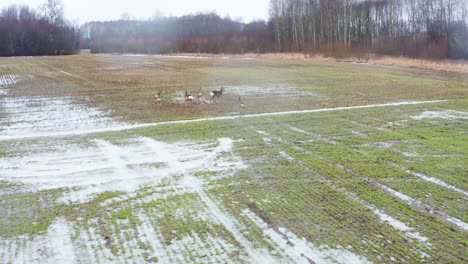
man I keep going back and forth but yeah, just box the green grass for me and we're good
[1,55,467,263]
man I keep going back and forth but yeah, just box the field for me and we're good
[0,53,467,263]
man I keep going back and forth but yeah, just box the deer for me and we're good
[154,91,162,109]
[185,91,195,104]
[239,96,245,117]
[210,86,224,104]
[197,88,203,104]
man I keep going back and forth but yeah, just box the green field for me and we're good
[0,54,466,263]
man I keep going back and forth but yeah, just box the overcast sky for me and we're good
[0,0,270,24]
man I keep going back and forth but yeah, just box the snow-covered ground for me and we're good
[0,96,121,140]
[0,72,458,263]
[411,110,468,120]
[0,137,243,203]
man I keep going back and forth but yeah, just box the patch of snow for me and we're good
[0,74,21,87]
[279,151,294,161]
[287,125,337,145]
[0,74,31,95]
[411,110,468,120]
[0,100,446,141]
[158,55,209,59]
[351,130,368,137]
[243,209,371,264]
[1,218,75,264]
[60,70,75,77]
[373,181,468,231]
[0,137,244,203]
[188,184,278,263]
[409,171,468,196]
[402,152,420,157]
[372,207,429,244]
[339,189,430,245]
[96,66,125,70]
[364,140,400,149]
[0,96,122,140]
[122,54,149,57]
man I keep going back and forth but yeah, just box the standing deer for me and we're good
[210,86,224,104]
[185,91,195,104]
[197,88,203,104]
[239,96,245,117]
[154,91,162,109]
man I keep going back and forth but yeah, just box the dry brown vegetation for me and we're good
[244,53,468,74]
[2,53,467,124]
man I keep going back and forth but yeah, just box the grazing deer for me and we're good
[239,96,245,117]
[210,86,224,104]
[185,91,195,104]
[154,91,162,109]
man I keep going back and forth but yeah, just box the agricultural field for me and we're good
[0,53,467,263]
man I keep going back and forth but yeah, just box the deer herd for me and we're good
[154,86,246,116]
[154,86,244,110]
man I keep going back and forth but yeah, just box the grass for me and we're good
[2,54,466,123]
[0,54,467,263]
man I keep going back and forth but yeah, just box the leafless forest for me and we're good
[270,0,468,58]
[1,0,467,59]
[0,0,80,56]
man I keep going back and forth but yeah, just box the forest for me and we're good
[0,0,80,56]
[0,0,467,59]
[269,0,468,58]
[80,14,273,54]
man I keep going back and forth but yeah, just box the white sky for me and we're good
[0,0,270,24]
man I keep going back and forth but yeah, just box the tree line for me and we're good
[269,0,468,59]
[0,0,466,59]
[0,0,79,56]
[80,14,273,54]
